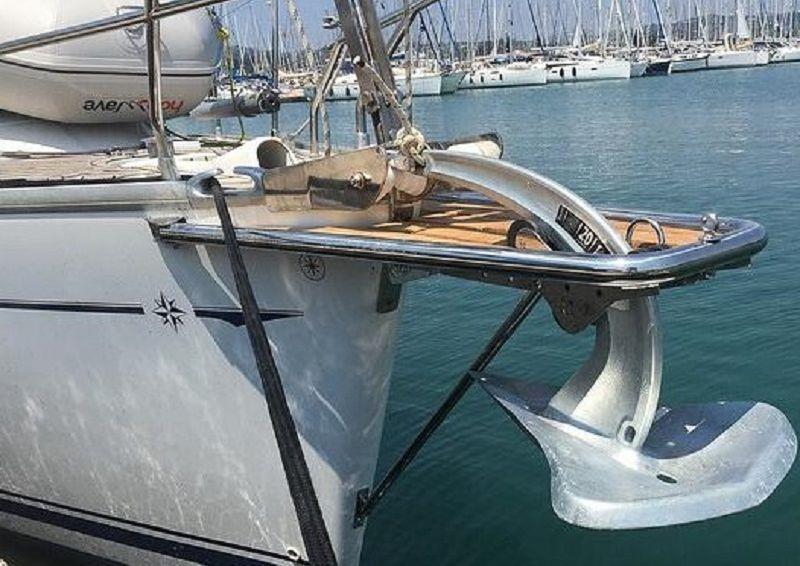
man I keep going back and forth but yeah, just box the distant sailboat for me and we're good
[461,58,547,89]
[546,4,631,84]
[461,0,547,90]
[440,70,468,93]
[769,1,800,63]
[545,56,631,83]
[629,60,648,77]
[706,1,763,69]
[671,0,710,73]
[327,67,446,101]
[645,0,673,75]
[771,44,800,63]
[670,52,709,73]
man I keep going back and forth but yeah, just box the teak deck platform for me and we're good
[0,150,163,186]
[308,201,702,251]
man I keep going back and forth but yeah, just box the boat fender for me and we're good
[428,132,504,159]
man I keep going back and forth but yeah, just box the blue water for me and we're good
[267,65,800,566]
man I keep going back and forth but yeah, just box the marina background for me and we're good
[207,0,800,98]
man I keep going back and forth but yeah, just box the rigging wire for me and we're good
[207,7,247,144]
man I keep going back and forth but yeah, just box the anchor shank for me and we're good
[356,285,542,522]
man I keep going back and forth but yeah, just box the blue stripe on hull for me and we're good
[0,488,303,565]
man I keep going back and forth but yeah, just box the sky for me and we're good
[219,0,339,48]
[215,0,786,51]
[219,0,544,50]
[215,0,672,50]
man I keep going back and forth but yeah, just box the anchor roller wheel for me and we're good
[424,150,797,529]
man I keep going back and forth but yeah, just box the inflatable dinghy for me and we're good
[0,1,219,124]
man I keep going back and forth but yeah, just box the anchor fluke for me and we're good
[479,374,797,530]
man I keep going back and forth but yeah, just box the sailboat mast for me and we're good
[695,0,710,44]
[598,0,604,48]
[572,0,584,50]
[526,0,544,48]
[652,0,674,53]
[467,0,474,61]
[492,0,498,56]
[270,0,279,135]
[285,0,316,71]
[613,0,632,50]
[631,0,646,48]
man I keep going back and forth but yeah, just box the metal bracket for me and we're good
[232,166,268,192]
[376,265,403,313]
[353,488,370,528]
[187,167,273,202]
[187,168,223,197]
[541,281,655,334]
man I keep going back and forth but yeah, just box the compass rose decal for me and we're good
[153,292,185,331]
[298,254,325,281]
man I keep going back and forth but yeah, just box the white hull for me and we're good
[329,71,442,100]
[0,204,400,564]
[0,110,146,153]
[546,58,631,83]
[396,72,442,96]
[630,61,648,77]
[771,46,800,63]
[0,1,219,123]
[670,54,708,73]
[440,70,466,94]
[706,50,759,69]
[461,63,546,89]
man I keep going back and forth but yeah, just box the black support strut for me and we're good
[211,185,338,566]
[355,285,543,523]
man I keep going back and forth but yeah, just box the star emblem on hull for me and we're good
[298,254,325,281]
[153,292,185,331]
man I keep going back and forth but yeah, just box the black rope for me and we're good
[211,183,338,566]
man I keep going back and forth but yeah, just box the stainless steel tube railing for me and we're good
[144,0,179,180]
[155,211,767,291]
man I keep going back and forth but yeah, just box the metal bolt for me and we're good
[701,212,721,242]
